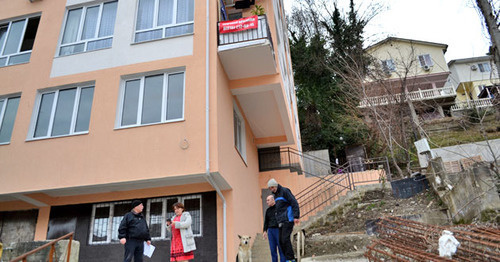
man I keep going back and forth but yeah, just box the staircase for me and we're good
[256,148,391,261]
[251,184,386,262]
[251,233,274,262]
[259,147,390,222]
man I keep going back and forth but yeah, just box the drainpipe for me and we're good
[205,1,228,262]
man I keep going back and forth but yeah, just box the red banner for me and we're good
[219,15,258,34]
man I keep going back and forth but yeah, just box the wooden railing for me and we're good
[10,232,74,262]
[359,86,456,107]
[450,98,495,111]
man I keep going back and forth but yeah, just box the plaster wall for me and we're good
[369,40,449,78]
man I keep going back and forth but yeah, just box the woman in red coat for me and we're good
[166,202,196,262]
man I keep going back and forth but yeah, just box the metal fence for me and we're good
[218,15,273,49]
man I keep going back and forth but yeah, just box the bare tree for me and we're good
[475,0,500,71]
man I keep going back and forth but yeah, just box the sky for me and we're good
[284,0,492,62]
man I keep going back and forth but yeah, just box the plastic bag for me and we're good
[438,230,460,258]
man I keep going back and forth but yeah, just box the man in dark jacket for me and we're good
[118,200,151,262]
[268,178,300,262]
[263,194,286,262]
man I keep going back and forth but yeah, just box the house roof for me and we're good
[447,55,492,67]
[365,37,448,53]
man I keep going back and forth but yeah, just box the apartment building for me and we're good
[362,37,457,120]
[0,0,302,261]
[448,56,499,112]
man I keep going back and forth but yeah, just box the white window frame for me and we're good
[89,195,203,244]
[478,62,491,73]
[381,59,395,72]
[146,194,203,240]
[0,94,21,145]
[134,0,195,43]
[233,101,246,161]
[116,71,185,129]
[89,201,132,245]
[0,15,40,67]
[418,54,433,67]
[58,1,118,56]
[28,85,94,140]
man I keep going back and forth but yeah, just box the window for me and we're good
[233,103,246,159]
[0,95,21,144]
[118,72,184,128]
[59,1,118,56]
[147,195,202,240]
[30,85,94,139]
[381,59,395,72]
[478,62,491,73]
[90,201,131,244]
[135,0,194,43]
[418,54,433,67]
[0,16,40,67]
[89,195,202,244]
[227,12,243,20]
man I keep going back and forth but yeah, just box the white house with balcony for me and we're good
[448,56,499,112]
[361,37,457,120]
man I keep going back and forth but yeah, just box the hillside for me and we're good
[302,187,447,258]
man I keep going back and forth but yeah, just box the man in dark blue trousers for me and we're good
[263,194,286,262]
[268,178,300,262]
[118,200,151,262]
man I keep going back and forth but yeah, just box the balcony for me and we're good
[359,86,456,108]
[218,15,277,80]
[451,98,494,111]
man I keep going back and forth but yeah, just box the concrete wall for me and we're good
[303,149,331,177]
[2,239,79,262]
[433,138,500,163]
[0,210,38,246]
[427,158,500,223]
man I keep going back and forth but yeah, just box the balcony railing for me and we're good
[218,15,273,49]
[359,86,456,108]
[451,98,495,111]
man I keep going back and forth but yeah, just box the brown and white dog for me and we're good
[236,235,252,262]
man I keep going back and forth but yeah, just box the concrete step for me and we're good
[251,233,278,262]
[297,183,390,231]
[301,251,368,262]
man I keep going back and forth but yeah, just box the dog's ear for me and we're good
[238,235,242,239]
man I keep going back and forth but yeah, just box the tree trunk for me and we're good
[476,0,500,70]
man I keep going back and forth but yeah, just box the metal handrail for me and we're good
[259,147,390,219]
[10,232,74,262]
[217,15,273,48]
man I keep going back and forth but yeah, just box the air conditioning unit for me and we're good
[471,65,478,71]
[423,65,431,71]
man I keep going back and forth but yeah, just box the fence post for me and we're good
[49,244,55,262]
[385,157,392,182]
[67,235,73,262]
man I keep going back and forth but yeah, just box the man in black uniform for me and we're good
[118,200,151,262]
[263,194,286,262]
[268,178,300,262]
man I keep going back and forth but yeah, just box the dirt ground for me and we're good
[301,188,447,257]
[306,188,444,235]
